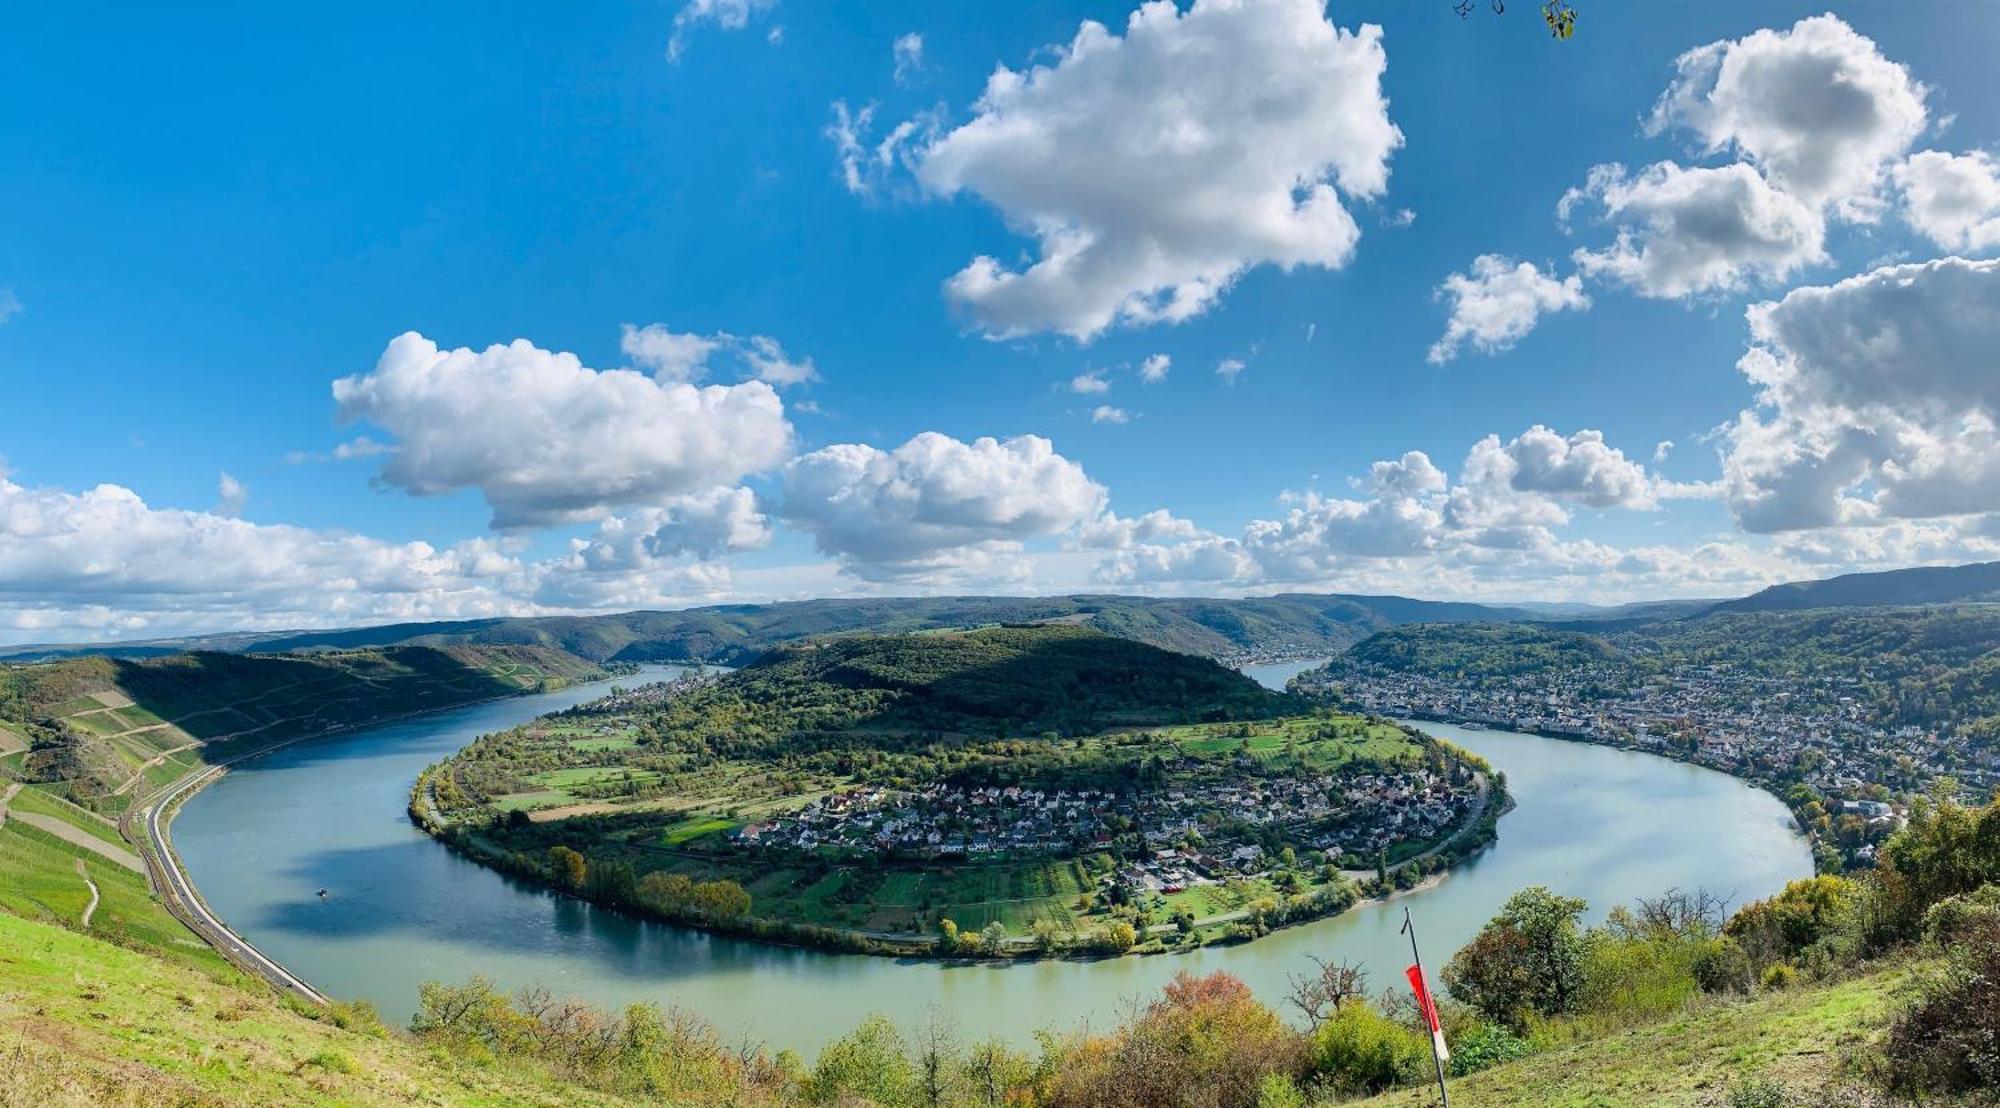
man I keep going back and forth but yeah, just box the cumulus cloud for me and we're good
[779,432,1107,581]
[1895,150,2000,252]
[0,474,537,643]
[1647,14,1928,218]
[1074,508,1205,550]
[912,0,1401,339]
[1721,256,2000,532]
[1428,255,1590,362]
[333,332,792,530]
[1567,161,1826,298]
[893,32,924,85]
[1215,358,1245,383]
[1091,427,1706,589]
[1090,405,1130,425]
[1069,371,1109,395]
[668,0,778,62]
[1138,354,1170,384]
[619,323,818,387]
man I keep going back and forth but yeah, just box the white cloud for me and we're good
[0,474,535,643]
[1653,440,1674,463]
[1074,508,1204,550]
[1428,255,1590,363]
[1090,405,1130,425]
[827,101,934,197]
[1568,161,1826,298]
[913,0,1401,339]
[565,487,770,568]
[1069,371,1110,395]
[619,323,818,387]
[1215,358,1245,383]
[893,32,925,85]
[1138,354,1170,384]
[668,0,778,63]
[1721,256,2000,532]
[332,332,792,530]
[779,432,1107,582]
[1895,150,2000,252]
[619,324,724,382]
[214,473,248,518]
[1648,14,1928,218]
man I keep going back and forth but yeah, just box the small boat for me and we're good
[317,888,329,898]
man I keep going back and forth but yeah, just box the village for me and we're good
[729,767,1478,888]
[1305,661,2000,866]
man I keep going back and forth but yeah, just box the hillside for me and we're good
[1,644,605,818]
[1353,961,1914,1107]
[729,623,1298,734]
[0,592,1543,666]
[0,911,641,1108]
[1708,560,2000,615]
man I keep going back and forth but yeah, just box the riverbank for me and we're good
[123,668,621,1004]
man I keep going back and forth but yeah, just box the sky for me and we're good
[2,0,1999,644]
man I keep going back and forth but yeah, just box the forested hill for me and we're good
[682,625,1298,738]
[0,592,1542,665]
[1706,560,2000,615]
[0,644,604,814]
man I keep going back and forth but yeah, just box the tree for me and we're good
[979,920,1008,954]
[807,1015,916,1106]
[1444,886,1588,1026]
[1285,956,1368,1031]
[937,917,961,954]
[548,846,588,892]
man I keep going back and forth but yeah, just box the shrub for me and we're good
[1726,1074,1792,1108]
[1882,917,2000,1098]
[1920,882,2000,945]
[1693,936,1754,994]
[1445,1021,1531,1077]
[806,1015,916,1106]
[1309,1000,1427,1094]
[304,1049,358,1075]
[1254,1072,1307,1108]
[1443,887,1588,1027]
[1759,963,1798,991]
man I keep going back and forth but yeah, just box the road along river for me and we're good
[172,664,1812,1055]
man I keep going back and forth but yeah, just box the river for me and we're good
[172,663,1812,1055]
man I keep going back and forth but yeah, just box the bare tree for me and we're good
[1286,956,1369,1031]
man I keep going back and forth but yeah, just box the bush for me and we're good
[1445,1021,1531,1077]
[1882,917,2000,1098]
[304,1049,358,1075]
[1920,882,2000,945]
[1254,1072,1307,1108]
[1759,963,1798,991]
[1693,936,1754,994]
[1309,1000,1427,1094]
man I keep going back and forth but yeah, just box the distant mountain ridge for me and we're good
[10,560,2000,666]
[1705,560,2000,615]
[0,593,1546,665]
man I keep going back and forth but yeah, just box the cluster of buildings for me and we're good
[728,769,1476,872]
[1316,662,1995,811]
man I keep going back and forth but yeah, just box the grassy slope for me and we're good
[1357,965,1915,1107]
[0,912,637,1108]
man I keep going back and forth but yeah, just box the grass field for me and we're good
[0,911,644,1108]
[1355,962,1917,1107]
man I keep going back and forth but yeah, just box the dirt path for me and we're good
[75,859,100,927]
[0,782,19,825]
[10,810,144,872]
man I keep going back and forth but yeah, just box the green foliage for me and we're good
[1445,1021,1532,1077]
[806,1015,916,1106]
[1883,916,2000,1098]
[1309,1000,1427,1094]
[1443,887,1588,1028]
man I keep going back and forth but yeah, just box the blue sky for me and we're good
[2,1,1999,643]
